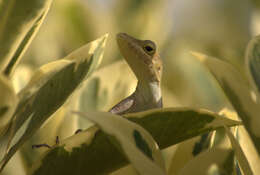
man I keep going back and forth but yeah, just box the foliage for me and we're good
[0,0,259,175]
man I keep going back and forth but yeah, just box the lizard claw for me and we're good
[74,129,82,134]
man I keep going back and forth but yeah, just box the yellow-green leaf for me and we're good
[192,51,260,157]
[0,34,108,172]
[30,107,240,175]
[4,8,50,76]
[74,111,166,175]
[178,148,234,175]
[0,0,53,72]
[126,108,241,148]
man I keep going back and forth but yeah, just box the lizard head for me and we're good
[116,33,162,83]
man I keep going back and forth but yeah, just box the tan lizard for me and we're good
[109,33,163,114]
[32,33,163,148]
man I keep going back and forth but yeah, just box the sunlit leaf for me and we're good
[0,74,18,136]
[30,107,240,175]
[0,34,108,172]
[4,8,50,76]
[192,51,260,156]
[178,148,234,175]
[0,0,53,72]
[74,111,166,175]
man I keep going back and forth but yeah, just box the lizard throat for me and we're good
[135,81,162,109]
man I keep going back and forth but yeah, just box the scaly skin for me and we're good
[109,33,163,115]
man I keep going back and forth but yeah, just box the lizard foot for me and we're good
[74,129,82,134]
[32,136,59,149]
[31,129,82,149]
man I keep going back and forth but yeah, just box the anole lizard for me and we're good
[109,33,163,114]
[32,33,163,148]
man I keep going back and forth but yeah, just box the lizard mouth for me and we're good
[117,33,150,63]
[116,33,161,82]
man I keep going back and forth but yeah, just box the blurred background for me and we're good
[4,0,260,174]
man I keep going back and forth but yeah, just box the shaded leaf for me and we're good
[74,111,166,175]
[167,137,200,175]
[79,61,136,113]
[30,107,240,175]
[237,126,260,174]
[192,51,260,156]
[224,126,253,175]
[126,108,241,148]
[0,34,108,172]
[246,35,260,95]
[111,165,139,175]
[178,148,234,175]
[0,0,53,72]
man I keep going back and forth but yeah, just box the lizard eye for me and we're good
[143,40,156,55]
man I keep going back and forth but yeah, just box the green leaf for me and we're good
[30,108,240,175]
[224,126,253,175]
[0,74,17,136]
[0,0,53,72]
[246,35,260,95]
[0,34,108,172]
[178,148,234,175]
[74,111,166,175]
[192,52,260,156]
[126,108,241,148]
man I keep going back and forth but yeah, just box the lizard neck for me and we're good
[134,80,162,109]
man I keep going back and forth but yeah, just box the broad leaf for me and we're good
[0,0,53,72]
[192,51,260,156]
[30,108,240,175]
[0,34,108,172]
[246,35,260,95]
[168,108,239,175]
[178,148,234,175]
[126,108,241,148]
[74,111,166,175]
[0,74,17,136]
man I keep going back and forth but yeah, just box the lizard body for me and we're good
[32,33,163,149]
[109,33,163,114]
